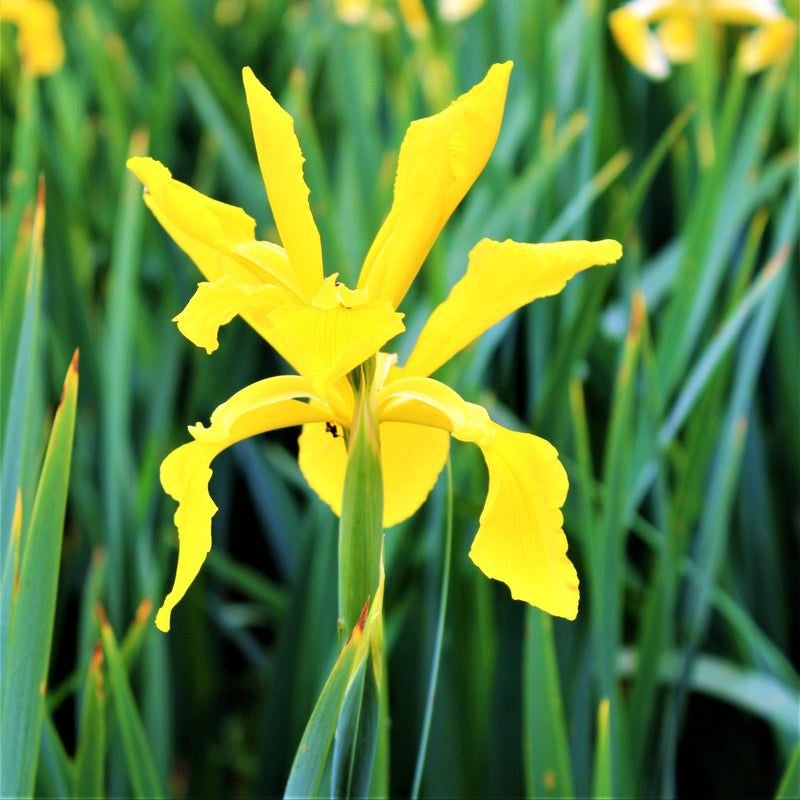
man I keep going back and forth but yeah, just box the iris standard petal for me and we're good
[403,238,622,378]
[262,301,405,396]
[298,419,450,527]
[127,156,301,294]
[242,67,324,302]
[379,376,578,618]
[357,62,512,309]
[157,376,329,632]
[173,276,289,353]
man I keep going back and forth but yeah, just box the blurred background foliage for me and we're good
[1,0,798,797]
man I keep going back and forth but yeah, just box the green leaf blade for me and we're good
[1,352,78,798]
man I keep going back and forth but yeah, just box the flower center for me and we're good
[311,274,369,310]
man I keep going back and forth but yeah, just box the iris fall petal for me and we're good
[378,376,578,617]
[157,376,328,631]
[298,419,450,527]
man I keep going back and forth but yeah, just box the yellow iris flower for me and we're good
[129,62,622,633]
[609,0,797,79]
[0,0,65,75]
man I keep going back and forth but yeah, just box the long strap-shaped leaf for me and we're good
[1,352,78,798]
[285,567,384,799]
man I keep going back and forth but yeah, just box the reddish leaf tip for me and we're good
[344,596,371,647]
[95,603,109,629]
[136,597,153,623]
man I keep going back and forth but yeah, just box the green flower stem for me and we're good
[339,356,383,636]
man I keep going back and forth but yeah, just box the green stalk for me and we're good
[339,356,383,639]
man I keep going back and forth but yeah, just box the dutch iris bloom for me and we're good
[128,62,622,633]
[609,0,797,79]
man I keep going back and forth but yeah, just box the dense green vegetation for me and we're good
[2,1,798,797]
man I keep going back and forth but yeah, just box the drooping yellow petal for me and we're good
[737,14,796,73]
[380,421,450,525]
[298,419,450,527]
[174,276,289,353]
[379,376,579,618]
[358,62,512,308]
[297,420,347,518]
[0,0,64,75]
[242,67,324,302]
[468,422,577,620]
[157,376,328,632]
[609,0,674,79]
[656,12,698,62]
[262,300,405,396]
[403,238,622,378]
[127,156,302,296]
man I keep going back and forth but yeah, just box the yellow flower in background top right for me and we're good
[609,0,796,79]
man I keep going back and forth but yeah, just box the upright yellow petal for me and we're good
[403,238,622,378]
[298,419,449,527]
[262,300,404,396]
[127,156,301,295]
[242,67,324,302]
[358,62,512,308]
[379,376,579,618]
[0,0,64,75]
[173,276,289,353]
[157,376,328,632]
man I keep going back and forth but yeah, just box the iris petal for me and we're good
[379,376,579,618]
[0,0,65,75]
[737,14,796,73]
[174,277,289,353]
[298,419,450,527]
[358,62,512,308]
[242,67,324,302]
[157,376,328,632]
[656,13,697,62]
[609,1,674,79]
[262,301,405,396]
[127,156,309,299]
[403,238,622,378]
